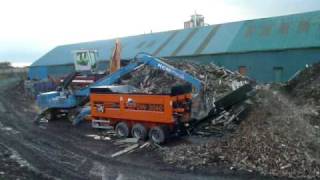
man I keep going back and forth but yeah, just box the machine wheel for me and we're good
[115,122,130,138]
[149,126,168,144]
[44,110,56,121]
[131,124,147,140]
[67,109,78,123]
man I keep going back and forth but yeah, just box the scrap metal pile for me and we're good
[119,59,249,119]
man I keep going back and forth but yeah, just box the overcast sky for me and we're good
[1,0,320,66]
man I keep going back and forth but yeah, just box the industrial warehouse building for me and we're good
[29,11,320,83]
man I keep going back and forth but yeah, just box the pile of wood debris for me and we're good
[116,59,320,178]
[286,63,320,126]
[119,59,249,119]
[161,88,320,179]
[286,63,320,105]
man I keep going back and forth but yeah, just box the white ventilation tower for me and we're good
[184,12,205,29]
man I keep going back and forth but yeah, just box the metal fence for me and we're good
[24,80,57,97]
[0,67,28,74]
[0,77,22,91]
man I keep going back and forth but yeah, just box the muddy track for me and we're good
[0,82,277,180]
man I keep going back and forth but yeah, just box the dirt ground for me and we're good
[0,80,280,180]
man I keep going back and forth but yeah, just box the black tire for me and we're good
[131,124,147,140]
[115,122,130,138]
[67,109,78,123]
[44,109,56,121]
[33,114,42,124]
[149,126,168,144]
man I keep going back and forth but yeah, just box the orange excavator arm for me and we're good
[109,39,121,73]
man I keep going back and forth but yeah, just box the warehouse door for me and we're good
[238,66,247,76]
[273,67,284,83]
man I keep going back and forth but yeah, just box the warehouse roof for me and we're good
[32,10,320,67]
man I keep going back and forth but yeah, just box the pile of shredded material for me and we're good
[286,63,320,118]
[287,63,320,99]
[161,89,320,179]
[119,59,249,118]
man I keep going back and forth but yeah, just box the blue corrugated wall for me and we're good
[28,66,48,80]
[47,64,74,78]
[29,48,320,83]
